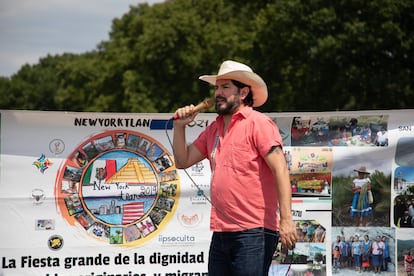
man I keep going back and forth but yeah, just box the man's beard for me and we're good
[215,94,240,115]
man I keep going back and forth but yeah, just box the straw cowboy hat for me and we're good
[354,166,370,174]
[199,60,268,107]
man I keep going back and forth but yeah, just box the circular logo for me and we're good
[49,139,65,155]
[55,130,180,246]
[48,235,64,250]
[32,188,45,204]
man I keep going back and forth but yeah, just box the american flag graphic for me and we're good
[122,202,144,224]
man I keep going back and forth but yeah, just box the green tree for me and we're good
[54,52,118,112]
[0,77,11,109]
[100,0,254,113]
[253,0,414,111]
[2,54,63,110]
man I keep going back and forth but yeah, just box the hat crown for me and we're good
[218,60,253,75]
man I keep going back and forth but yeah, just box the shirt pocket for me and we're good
[223,142,257,173]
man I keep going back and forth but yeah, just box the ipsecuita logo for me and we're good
[158,234,196,245]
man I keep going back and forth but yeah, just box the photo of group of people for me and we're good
[290,115,388,147]
[331,228,394,275]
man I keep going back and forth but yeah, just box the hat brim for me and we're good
[199,70,268,107]
[354,169,370,174]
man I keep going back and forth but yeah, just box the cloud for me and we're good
[0,0,163,77]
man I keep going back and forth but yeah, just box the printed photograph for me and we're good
[395,137,414,167]
[394,166,414,194]
[332,148,392,227]
[35,219,55,230]
[393,195,414,228]
[126,134,141,150]
[288,147,333,198]
[271,241,326,276]
[94,135,115,152]
[82,141,100,160]
[291,115,388,147]
[397,230,414,276]
[331,227,395,275]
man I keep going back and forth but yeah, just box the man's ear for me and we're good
[240,86,249,98]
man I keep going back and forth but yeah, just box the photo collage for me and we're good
[268,113,413,276]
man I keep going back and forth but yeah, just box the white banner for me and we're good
[0,109,413,276]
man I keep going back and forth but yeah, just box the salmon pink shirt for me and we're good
[193,106,283,232]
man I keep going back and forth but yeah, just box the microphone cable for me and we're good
[164,117,294,275]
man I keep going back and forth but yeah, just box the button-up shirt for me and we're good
[194,106,283,232]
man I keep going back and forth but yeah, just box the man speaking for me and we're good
[172,60,297,276]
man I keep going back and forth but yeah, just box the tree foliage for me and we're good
[0,0,413,112]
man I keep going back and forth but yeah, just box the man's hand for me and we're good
[173,105,198,125]
[279,218,297,250]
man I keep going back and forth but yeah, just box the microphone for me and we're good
[173,98,214,120]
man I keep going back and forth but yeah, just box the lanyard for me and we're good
[210,135,220,178]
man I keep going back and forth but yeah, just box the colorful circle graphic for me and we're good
[55,130,179,246]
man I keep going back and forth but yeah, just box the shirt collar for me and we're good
[236,105,253,119]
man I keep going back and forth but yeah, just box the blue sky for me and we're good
[395,166,414,182]
[0,0,163,77]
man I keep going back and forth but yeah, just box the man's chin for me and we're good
[216,108,227,115]
[216,108,232,115]
[215,103,226,113]
[216,101,237,115]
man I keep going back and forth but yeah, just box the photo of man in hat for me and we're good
[172,60,297,275]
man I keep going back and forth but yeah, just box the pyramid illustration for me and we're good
[106,158,156,185]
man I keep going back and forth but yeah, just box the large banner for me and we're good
[0,109,413,276]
